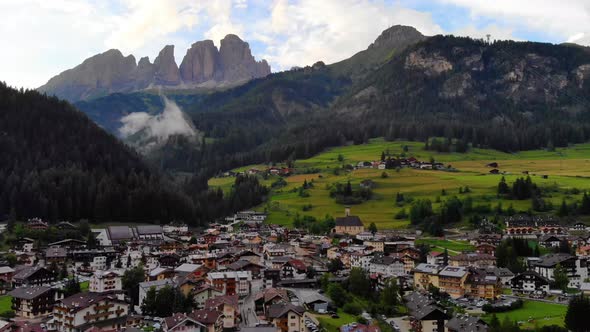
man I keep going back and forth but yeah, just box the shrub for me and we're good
[482,299,523,313]
[342,302,362,315]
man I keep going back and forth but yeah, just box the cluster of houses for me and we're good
[218,167,293,178]
[355,157,448,171]
[1,211,589,332]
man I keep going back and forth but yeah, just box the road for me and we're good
[503,294,568,305]
[241,279,263,327]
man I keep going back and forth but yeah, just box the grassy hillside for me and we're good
[209,138,590,229]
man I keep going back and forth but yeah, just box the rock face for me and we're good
[405,49,453,76]
[153,45,181,86]
[178,35,271,85]
[39,34,271,101]
[219,34,270,82]
[38,49,137,101]
[179,40,221,83]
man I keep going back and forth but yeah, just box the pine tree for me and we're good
[369,222,377,235]
[558,200,569,217]
[565,294,590,332]
[553,264,570,291]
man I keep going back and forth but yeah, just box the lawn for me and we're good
[415,238,475,254]
[0,295,12,313]
[481,300,567,329]
[315,309,357,332]
[80,281,89,292]
[208,138,590,229]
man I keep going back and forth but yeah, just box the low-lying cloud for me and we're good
[119,96,197,151]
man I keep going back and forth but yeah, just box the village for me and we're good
[0,209,586,332]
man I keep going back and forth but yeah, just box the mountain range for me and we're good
[38,34,270,102]
[37,25,590,184]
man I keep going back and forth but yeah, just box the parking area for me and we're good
[387,316,410,332]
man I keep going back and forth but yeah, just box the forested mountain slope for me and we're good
[0,82,197,222]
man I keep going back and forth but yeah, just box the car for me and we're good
[331,314,340,319]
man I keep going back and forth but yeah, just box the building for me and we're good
[464,268,502,300]
[446,316,488,332]
[368,255,405,277]
[89,270,122,293]
[539,235,562,248]
[138,279,176,309]
[267,303,306,332]
[426,252,445,266]
[449,253,496,268]
[333,208,365,236]
[226,260,264,278]
[404,292,450,332]
[53,292,128,332]
[8,286,57,318]
[163,310,224,332]
[136,225,165,242]
[531,253,588,288]
[413,264,441,290]
[45,247,68,264]
[206,271,252,297]
[163,223,189,234]
[204,295,239,329]
[437,266,468,299]
[12,266,55,287]
[0,266,14,292]
[188,284,220,309]
[510,270,550,294]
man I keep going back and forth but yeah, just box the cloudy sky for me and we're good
[2,0,590,89]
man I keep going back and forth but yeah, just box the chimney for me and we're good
[345,207,351,216]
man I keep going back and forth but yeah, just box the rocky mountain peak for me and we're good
[219,34,271,82]
[370,25,425,50]
[179,40,220,83]
[39,34,271,101]
[153,45,180,86]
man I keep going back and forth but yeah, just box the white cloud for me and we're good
[255,0,445,70]
[119,96,197,152]
[203,0,245,46]
[3,0,590,89]
[439,0,590,45]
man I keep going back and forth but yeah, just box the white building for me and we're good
[138,279,176,310]
[206,271,252,297]
[90,256,108,271]
[350,253,372,271]
[89,270,122,293]
[531,253,588,289]
[369,255,406,277]
[53,293,128,332]
[163,223,189,234]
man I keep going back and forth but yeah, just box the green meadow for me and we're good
[481,300,567,329]
[208,138,590,229]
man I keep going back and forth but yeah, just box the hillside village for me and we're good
[0,211,587,332]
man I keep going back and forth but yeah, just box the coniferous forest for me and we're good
[0,83,267,225]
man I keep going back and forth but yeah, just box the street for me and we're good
[241,279,263,327]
